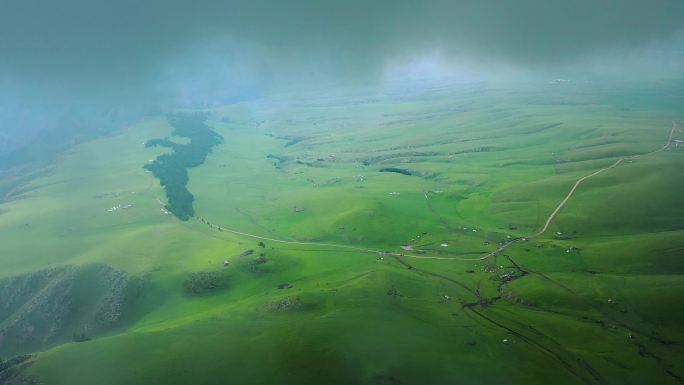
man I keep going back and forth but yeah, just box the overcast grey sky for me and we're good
[1,0,683,158]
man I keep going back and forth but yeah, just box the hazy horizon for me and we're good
[2,0,684,160]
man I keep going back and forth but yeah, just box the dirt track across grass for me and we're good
[194,121,678,262]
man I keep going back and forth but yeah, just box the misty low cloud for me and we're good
[1,0,683,159]
[2,0,683,84]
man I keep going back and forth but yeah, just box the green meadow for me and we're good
[1,80,683,385]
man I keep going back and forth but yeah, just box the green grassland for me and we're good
[1,79,683,385]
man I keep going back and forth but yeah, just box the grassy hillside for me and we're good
[0,79,683,385]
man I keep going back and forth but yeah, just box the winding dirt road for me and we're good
[197,121,678,262]
[532,120,677,237]
[206,223,461,260]
[533,120,676,239]
[480,120,678,260]
[532,157,623,237]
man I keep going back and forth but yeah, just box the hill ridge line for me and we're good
[191,121,678,262]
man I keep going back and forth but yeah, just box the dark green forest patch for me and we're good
[379,167,414,176]
[184,271,228,294]
[145,113,223,220]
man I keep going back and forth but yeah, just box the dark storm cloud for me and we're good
[1,0,683,160]
[2,0,683,86]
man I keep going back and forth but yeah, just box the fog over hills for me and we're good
[1,0,683,160]
[1,3,684,384]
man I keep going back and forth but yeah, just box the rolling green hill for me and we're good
[1,80,683,385]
